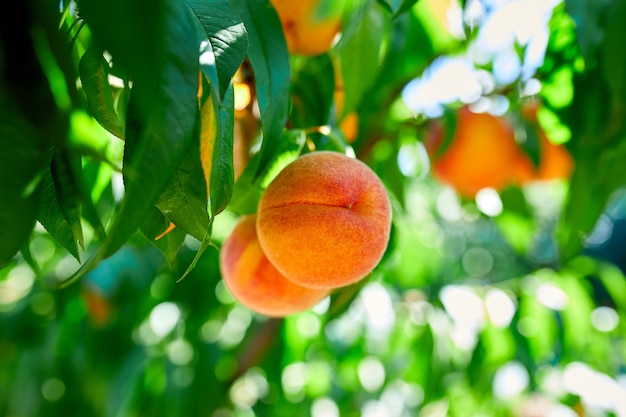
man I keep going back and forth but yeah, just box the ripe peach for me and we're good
[219,215,329,317]
[426,106,521,198]
[256,151,392,289]
[270,0,342,56]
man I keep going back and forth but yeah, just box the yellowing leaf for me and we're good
[200,94,218,198]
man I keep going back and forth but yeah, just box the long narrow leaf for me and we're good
[78,45,125,139]
[337,0,387,115]
[210,83,235,216]
[230,0,291,177]
[0,103,46,266]
[156,112,210,241]
[38,149,85,260]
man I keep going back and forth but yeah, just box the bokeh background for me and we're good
[2,0,626,416]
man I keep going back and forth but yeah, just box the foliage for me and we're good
[2,0,626,416]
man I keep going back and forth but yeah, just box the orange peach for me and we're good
[256,151,392,289]
[219,214,329,317]
[270,0,342,56]
[426,106,521,198]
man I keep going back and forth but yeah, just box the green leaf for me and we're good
[187,0,249,100]
[601,0,626,106]
[230,0,291,177]
[564,0,608,62]
[51,151,85,248]
[141,206,187,266]
[337,0,387,115]
[558,66,626,260]
[327,278,370,321]
[0,0,65,266]
[0,103,46,267]
[60,0,200,286]
[515,114,541,168]
[290,55,336,127]
[38,149,85,260]
[156,117,210,242]
[208,84,235,217]
[197,33,222,105]
[78,44,125,139]
[177,222,216,283]
[39,169,78,259]
[77,0,166,103]
[431,107,457,158]
[391,0,421,17]
[227,151,264,215]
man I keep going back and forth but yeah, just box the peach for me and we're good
[256,151,392,289]
[219,214,329,317]
[270,0,342,56]
[425,106,522,198]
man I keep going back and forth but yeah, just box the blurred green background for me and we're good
[3,0,626,416]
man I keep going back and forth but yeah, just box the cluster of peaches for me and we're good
[219,152,392,317]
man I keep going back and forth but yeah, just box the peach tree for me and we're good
[2,0,626,416]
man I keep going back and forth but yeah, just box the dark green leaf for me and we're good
[60,0,200,286]
[601,0,626,106]
[209,84,235,216]
[104,10,199,252]
[187,0,249,100]
[156,118,210,242]
[433,107,458,158]
[51,151,85,248]
[177,223,216,282]
[561,138,626,259]
[564,0,608,62]
[141,206,187,266]
[77,0,165,103]
[38,150,85,260]
[0,103,46,267]
[78,45,125,139]
[39,168,78,260]
[290,55,336,127]
[392,0,421,18]
[516,116,541,168]
[0,0,66,266]
[558,67,626,260]
[230,0,291,177]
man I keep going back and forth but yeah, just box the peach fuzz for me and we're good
[219,214,330,317]
[256,151,392,289]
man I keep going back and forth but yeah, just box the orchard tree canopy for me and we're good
[3,0,626,416]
